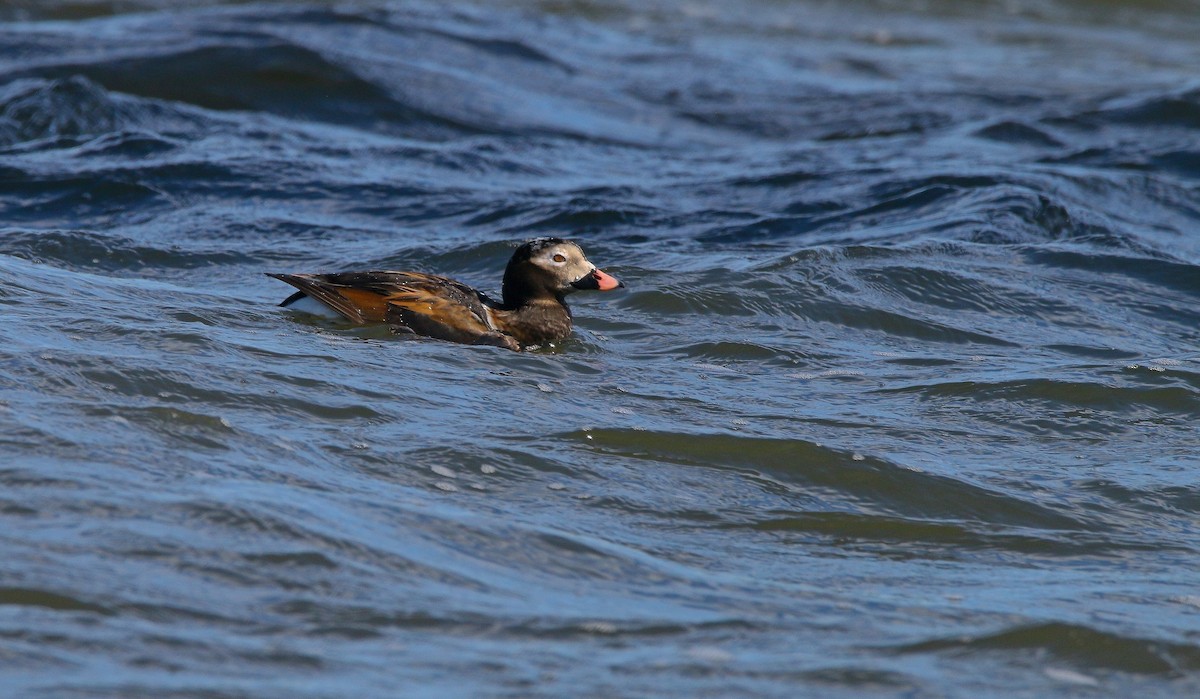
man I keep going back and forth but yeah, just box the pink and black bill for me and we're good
[570,267,623,291]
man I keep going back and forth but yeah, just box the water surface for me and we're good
[2,1,1200,696]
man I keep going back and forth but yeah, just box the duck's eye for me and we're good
[552,253,567,264]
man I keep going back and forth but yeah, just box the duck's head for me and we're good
[502,238,623,305]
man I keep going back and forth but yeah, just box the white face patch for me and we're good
[534,243,591,279]
[534,243,575,266]
[518,239,604,294]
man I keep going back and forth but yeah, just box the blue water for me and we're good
[2,1,1200,696]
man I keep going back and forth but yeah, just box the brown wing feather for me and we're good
[268,273,376,323]
[384,287,519,350]
[268,271,516,348]
[268,271,487,324]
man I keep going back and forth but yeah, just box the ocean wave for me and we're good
[0,228,252,270]
[580,428,1088,530]
[3,2,1200,697]
[891,621,1200,676]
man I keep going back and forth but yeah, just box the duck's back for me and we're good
[269,271,516,348]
